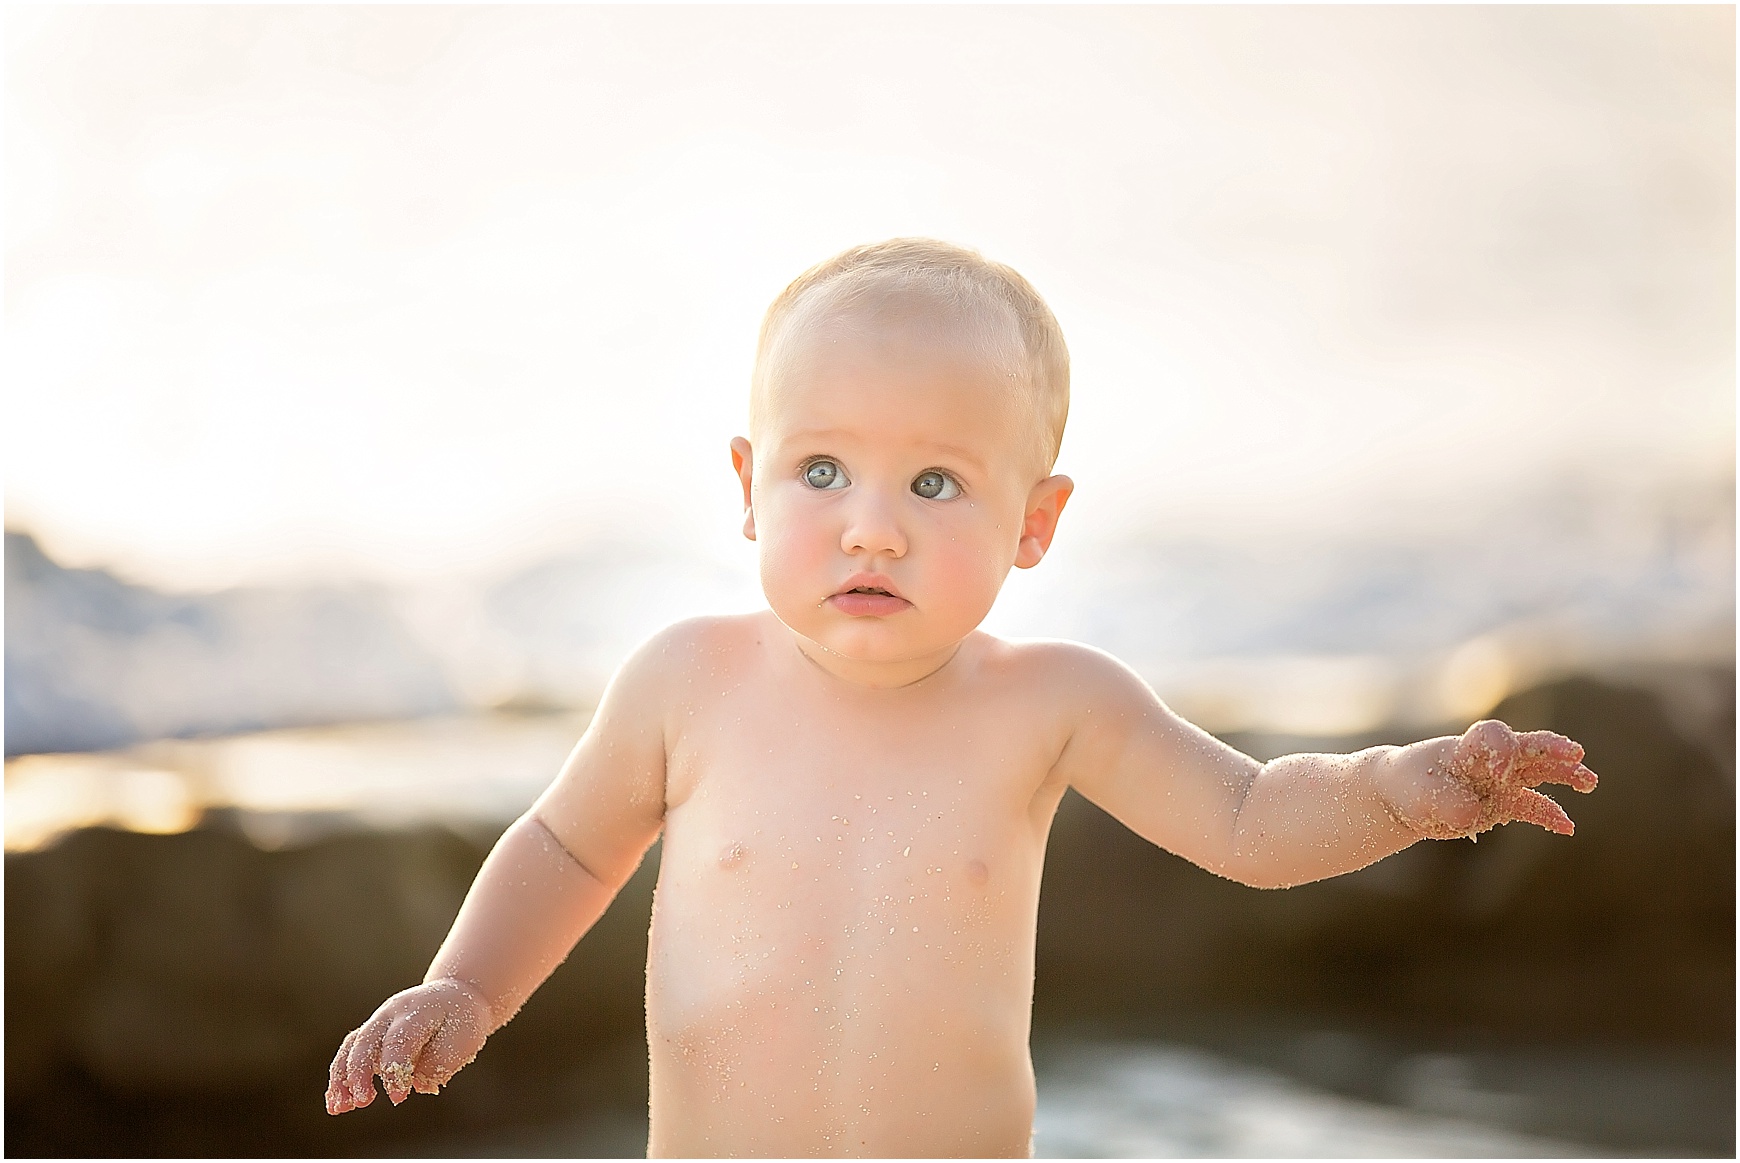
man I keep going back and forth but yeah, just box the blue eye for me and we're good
[804,460,848,490]
[912,471,960,500]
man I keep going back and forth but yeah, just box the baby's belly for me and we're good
[644,827,1044,1157]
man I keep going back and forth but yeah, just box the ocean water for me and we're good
[1034,1040,1596,1158]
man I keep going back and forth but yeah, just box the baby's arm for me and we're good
[1049,645,1596,889]
[325,626,676,1114]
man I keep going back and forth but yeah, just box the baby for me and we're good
[325,239,1597,1157]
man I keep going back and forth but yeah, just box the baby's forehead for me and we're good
[756,332,1047,474]
[774,296,1026,388]
[768,321,1027,412]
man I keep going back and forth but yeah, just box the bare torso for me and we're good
[326,612,1587,1151]
[645,612,1072,1157]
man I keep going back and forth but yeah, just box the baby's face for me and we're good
[736,321,1066,687]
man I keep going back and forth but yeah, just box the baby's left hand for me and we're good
[1386,719,1599,840]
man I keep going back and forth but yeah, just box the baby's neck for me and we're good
[787,626,966,690]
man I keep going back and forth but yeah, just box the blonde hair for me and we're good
[751,238,1070,473]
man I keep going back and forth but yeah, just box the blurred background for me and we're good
[5,6,1732,1157]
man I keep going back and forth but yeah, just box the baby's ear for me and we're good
[730,437,756,542]
[1015,474,1073,568]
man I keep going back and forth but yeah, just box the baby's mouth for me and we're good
[829,581,910,615]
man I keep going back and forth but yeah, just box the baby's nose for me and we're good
[840,490,908,557]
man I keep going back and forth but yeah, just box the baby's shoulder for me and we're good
[974,635,1145,701]
[619,612,768,678]
[649,610,767,648]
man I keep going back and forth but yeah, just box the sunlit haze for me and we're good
[8,6,1731,597]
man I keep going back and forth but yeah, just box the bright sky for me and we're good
[6,6,1733,591]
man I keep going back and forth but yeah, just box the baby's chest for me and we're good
[661,696,1065,885]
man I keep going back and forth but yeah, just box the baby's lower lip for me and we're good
[829,591,911,617]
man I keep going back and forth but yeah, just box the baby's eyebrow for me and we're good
[919,443,987,474]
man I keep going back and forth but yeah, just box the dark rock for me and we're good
[5,821,657,1156]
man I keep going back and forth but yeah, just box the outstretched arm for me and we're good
[1048,645,1595,889]
[325,624,677,1113]
[325,815,628,1112]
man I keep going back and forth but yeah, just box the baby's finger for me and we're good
[1514,731,1596,790]
[344,1015,390,1109]
[1516,730,1583,766]
[1513,741,1598,794]
[379,1008,442,1106]
[411,1014,457,1094]
[1519,757,1599,793]
[327,1030,361,1114]
[1508,787,1575,835]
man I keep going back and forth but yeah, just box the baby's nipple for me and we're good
[718,841,748,870]
[965,858,989,887]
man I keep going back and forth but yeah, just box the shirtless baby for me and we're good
[326,239,1597,1157]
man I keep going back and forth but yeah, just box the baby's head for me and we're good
[750,238,1070,480]
[733,239,1075,685]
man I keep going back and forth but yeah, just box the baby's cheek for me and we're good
[932,545,1010,618]
[757,530,828,609]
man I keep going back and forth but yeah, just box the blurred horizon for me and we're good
[7,458,1732,773]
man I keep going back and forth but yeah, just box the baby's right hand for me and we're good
[325,978,494,1114]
